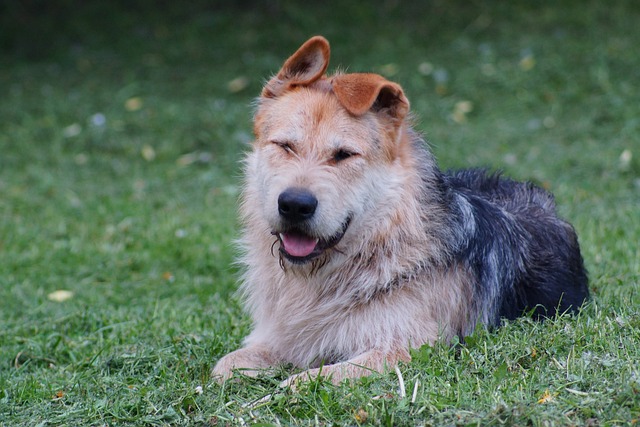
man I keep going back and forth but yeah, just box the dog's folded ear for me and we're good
[262,36,330,98]
[331,73,409,120]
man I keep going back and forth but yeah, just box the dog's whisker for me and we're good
[270,238,279,258]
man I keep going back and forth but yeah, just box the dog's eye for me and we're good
[333,149,357,162]
[272,141,294,153]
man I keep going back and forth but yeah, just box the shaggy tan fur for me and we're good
[212,36,474,386]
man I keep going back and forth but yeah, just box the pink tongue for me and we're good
[281,233,318,257]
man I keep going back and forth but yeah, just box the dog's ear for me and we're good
[262,36,330,98]
[332,73,409,120]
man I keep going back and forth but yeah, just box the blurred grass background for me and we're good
[1,1,639,425]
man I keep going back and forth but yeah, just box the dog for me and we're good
[212,36,589,387]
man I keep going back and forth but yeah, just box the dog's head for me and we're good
[245,36,412,267]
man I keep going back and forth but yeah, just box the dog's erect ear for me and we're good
[262,36,330,98]
[332,73,409,120]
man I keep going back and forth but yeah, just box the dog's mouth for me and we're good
[273,216,351,264]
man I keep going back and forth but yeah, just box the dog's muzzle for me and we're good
[274,187,351,263]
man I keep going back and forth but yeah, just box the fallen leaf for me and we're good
[227,76,249,93]
[379,63,399,77]
[48,290,74,302]
[141,144,156,161]
[177,151,212,167]
[63,123,82,138]
[354,408,368,423]
[619,149,633,171]
[451,100,474,124]
[418,62,434,76]
[125,97,143,111]
[455,100,473,114]
[436,84,448,96]
[519,54,536,71]
[543,116,556,128]
[538,389,555,404]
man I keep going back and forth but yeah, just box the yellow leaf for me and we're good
[227,76,249,93]
[354,408,368,423]
[141,144,156,161]
[47,290,74,302]
[435,84,448,96]
[538,389,554,404]
[379,63,399,77]
[125,97,143,111]
[519,55,536,71]
[455,100,474,114]
[451,101,474,124]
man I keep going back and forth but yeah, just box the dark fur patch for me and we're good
[443,169,589,326]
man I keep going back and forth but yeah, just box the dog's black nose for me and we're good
[278,188,318,222]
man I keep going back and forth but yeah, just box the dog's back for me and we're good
[445,169,589,325]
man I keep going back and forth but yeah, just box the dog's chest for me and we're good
[268,298,374,366]
[257,276,420,366]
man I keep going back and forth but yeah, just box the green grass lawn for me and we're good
[1,1,639,425]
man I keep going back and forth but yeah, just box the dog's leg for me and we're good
[212,344,280,382]
[280,347,411,388]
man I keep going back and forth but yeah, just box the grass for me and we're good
[1,1,639,425]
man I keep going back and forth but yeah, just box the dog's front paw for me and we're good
[212,345,280,383]
[211,354,236,383]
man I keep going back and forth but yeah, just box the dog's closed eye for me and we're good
[332,149,358,163]
[272,140,295,154]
